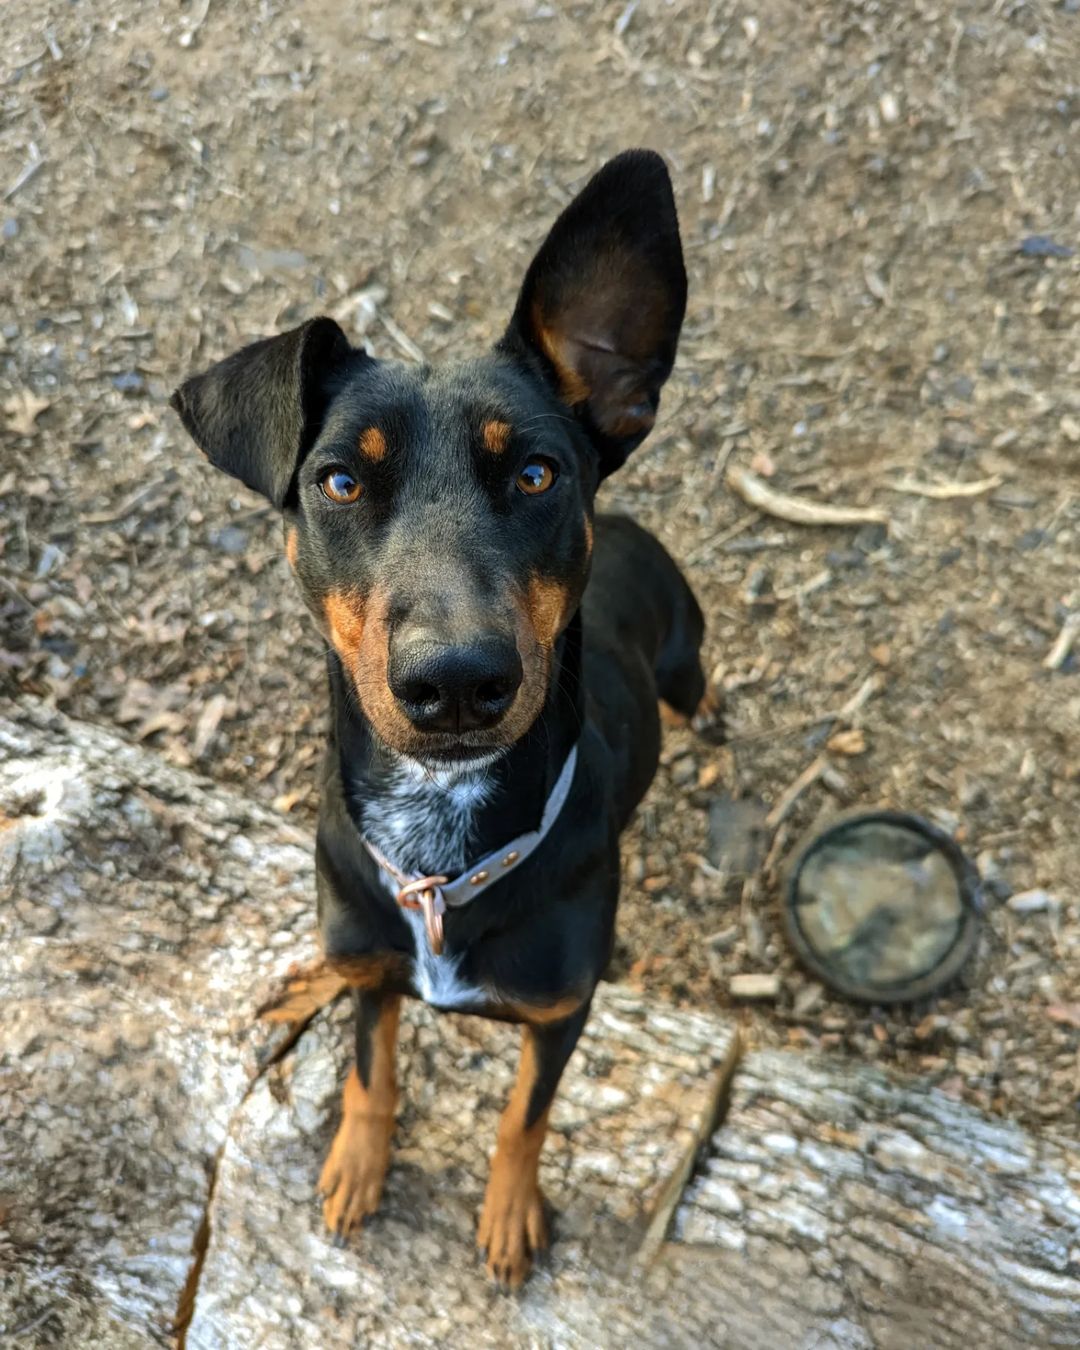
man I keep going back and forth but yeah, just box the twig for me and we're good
[887,474,1003,500]
[711,510,759,549]
[765,755,828,829]
[3,143,44,202]
[725,671,884,745]
[726,465,889,528]
[836,671,885,720]
[1043,614,1079,671]
[379,312,425,362]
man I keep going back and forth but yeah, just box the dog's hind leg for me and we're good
[655,576,723,736]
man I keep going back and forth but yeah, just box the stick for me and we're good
[725,671,884,745]
[3,144,44,203]
[765,755,828,829]
[1043,614,1079,671]
[380,312,425,362]
[887,474,1003,500]
[727,465,889,527]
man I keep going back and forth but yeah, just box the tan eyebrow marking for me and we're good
[358,427,387,462]
[482,420,512,455]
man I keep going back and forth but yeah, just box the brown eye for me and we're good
[320,469,362,504]
[516,459,557,495]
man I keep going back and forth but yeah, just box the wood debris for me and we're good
[1043,614,1079,671]
[887,474,1004,500]
[730,972,781,1000]
[726,466,889,528]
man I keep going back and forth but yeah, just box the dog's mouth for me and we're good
[413,742,508,773]
[372,725,511,773]
[415,739,507,772]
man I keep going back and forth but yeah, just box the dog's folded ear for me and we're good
[170,317,354,509]
[501,149,687,478]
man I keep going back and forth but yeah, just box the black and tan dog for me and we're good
[171,150,711,1288]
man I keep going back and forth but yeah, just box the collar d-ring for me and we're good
[396,875,448,955]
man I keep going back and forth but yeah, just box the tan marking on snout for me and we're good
[525,575,572,649]
[285,527,299,570]
[324,592,367,668]
[583,515,594,559]
[482,420,512,455]
[331,587,430,757]
[358,427,387,462]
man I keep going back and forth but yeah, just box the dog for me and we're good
[171,149,711,1289]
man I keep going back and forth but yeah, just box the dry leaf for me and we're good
[749,449,776,478]
[827,728,867,756]
[697,762,722,790]
[3,390,51,436]
[870,643,892,668]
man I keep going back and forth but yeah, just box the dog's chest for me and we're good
[361,763,492,1010]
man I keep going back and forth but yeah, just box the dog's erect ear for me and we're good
[501,149,687,478]
[170,317,354,508]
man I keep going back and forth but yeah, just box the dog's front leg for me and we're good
[319,990,401,1238]
[478,1000,591,1288]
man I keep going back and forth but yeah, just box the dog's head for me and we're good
[171,150,685,767]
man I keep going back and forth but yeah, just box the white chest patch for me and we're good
[360,757,494,1010]
[360,757,493,875]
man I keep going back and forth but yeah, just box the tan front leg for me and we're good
[319,993,401,1237]
[478,1027,551,1288]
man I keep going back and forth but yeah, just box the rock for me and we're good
[670,753,697,786]
[1007,888,1059,914]
[706,795,768,883]
[729,972,781,1000]
[1018,235,1074,259]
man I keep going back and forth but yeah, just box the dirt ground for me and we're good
[2,0,1078,1135]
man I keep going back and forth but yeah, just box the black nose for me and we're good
[387,635,523,733]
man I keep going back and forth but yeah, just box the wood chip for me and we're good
[191,693,229,759]
[730,972,781,1000]
[1043,614,1079,671]
[726,466,889,528]
[887,474,1003,500]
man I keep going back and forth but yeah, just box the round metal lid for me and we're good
[783,810,983,1003]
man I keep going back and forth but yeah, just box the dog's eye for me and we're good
[516,459,558,496]
[320,469,362,504]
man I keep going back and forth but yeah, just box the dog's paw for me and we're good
[691,685,726,743]
[318,1114,393,1239]
[477,1176,548,1290]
